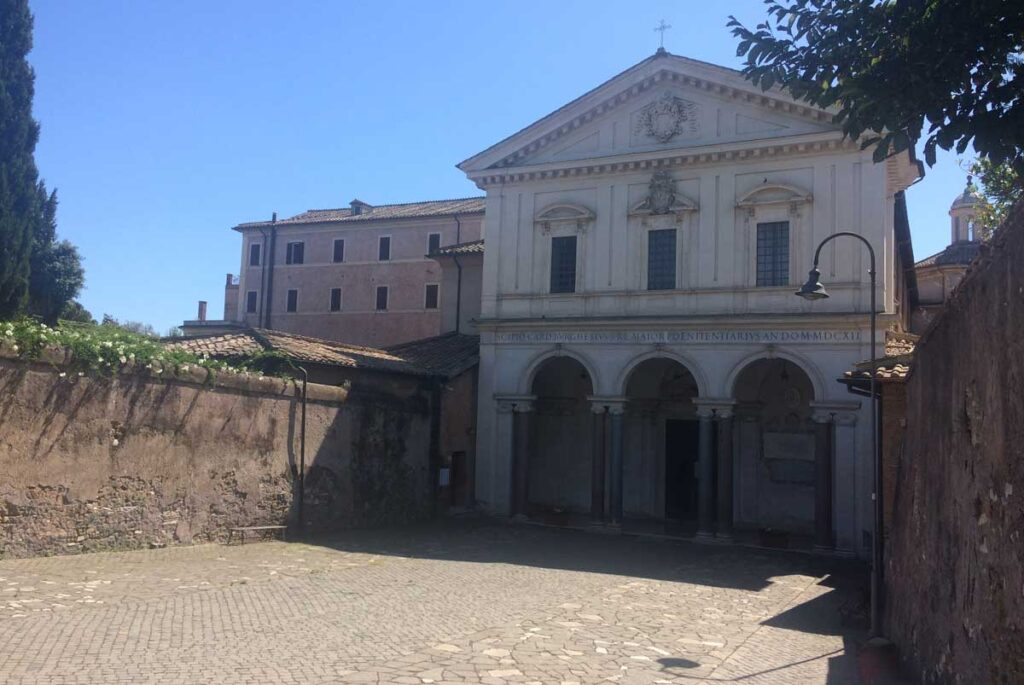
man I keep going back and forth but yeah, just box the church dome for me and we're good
[950,177,982,210]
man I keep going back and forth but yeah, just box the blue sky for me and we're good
[29,0,968,333]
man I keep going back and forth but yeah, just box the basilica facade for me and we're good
[458,49,921,558]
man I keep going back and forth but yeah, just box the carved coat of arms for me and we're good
[642,171,677,215]
[635,91,699,143]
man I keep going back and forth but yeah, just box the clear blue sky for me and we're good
[28,0,968,333]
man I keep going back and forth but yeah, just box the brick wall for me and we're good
[0,353,434,558]
[886,202,1024,682]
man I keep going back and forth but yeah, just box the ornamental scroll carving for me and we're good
[634,91,700,144]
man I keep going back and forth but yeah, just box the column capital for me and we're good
[810,400,859,424]
[588,395,627,415]
[834,411,859,426]
[495,394,536,413]
[694,398,737,419]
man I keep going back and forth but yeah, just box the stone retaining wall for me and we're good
[886,202,1024,683]
[0,354,433,558]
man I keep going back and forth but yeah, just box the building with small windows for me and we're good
[912,178,984,331]
[457,49,922,559]
[213,197,483,348]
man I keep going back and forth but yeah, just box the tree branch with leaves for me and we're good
[729,0,1024,175]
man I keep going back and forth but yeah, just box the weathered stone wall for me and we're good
[0,355,434,558]
[887,202,1024,683]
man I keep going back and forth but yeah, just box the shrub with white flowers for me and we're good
[0,318,276,378]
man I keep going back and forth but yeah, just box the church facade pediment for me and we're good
[458,53,840,177]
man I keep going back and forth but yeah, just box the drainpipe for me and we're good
[452,214,463,334]
[296,365,308,530]
[263,213,278,329]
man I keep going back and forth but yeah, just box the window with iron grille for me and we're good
[549,236,577,294]
[333,239,345,263]
[756,221,790,287]
[647,229,677,290]
[285,241,304,265]
[245,290,258,313]
[248,243,261,267]
[424,283,439,309]
[375,286,389,310]
[427,233,441,254]
[286,289,298,312]
[330,287,342,312]
[378,236,391,261]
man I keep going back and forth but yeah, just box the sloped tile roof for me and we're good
[916,240,981,268]
[430,239,484,257]
[386,332,480,379]
[167,328,431,376]
[842,331,918,384]
[235,197,485,230]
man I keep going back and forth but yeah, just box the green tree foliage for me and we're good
[101,314,159,338]
[0,0,40,318]
[969,158,1020,235]
[729,1,1024,174]
[27,186,85,323]
[59,300,94,324]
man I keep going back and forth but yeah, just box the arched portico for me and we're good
[728,356,834,550]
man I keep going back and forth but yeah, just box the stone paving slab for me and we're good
[0,519,881,684]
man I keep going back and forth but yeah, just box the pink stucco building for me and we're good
[209,197,483,348]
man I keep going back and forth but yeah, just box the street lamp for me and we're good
[796,231,882,639]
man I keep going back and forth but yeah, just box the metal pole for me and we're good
[869,265,882,638]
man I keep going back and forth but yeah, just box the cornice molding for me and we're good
[469,133,857,189]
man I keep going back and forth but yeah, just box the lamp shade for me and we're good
[795,267,829,300]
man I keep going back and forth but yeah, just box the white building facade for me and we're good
[459,50,920,558]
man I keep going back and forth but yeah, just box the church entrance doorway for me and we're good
[622,357,700,521]
[664,419,700,520]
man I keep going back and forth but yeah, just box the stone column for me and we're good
[833,411,860,556]
[511,400,534,519]
[716,407,735,540]
[812,410,835,552]
[696,407,715,539]
[590,404,607,523]
[609,405,625,525]
[494,400,516,516]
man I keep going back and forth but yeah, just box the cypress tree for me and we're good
[0,0,40,319]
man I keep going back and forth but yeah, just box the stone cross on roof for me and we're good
[654,19,671,49]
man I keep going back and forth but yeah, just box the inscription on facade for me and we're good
[494,330,862,344]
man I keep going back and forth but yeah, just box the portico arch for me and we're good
[520,347,601,396]
[723,348,827,400]
[524,356,595,517]
[617,350,709,398]
[729,356,825,540]
[621,356,701,522]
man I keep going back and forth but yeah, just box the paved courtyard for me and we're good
[0,519,886,684]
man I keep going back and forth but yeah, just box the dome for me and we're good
[950,176,982,210]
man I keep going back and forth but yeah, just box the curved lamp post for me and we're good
[796,231,882,638]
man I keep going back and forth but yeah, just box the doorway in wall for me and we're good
[664,419,701,520]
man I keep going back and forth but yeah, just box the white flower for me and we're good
[59,372,66,378]
[119,356,127,364]
[77,371,84,377]
[181,365,190,372]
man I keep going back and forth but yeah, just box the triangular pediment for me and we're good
[459,51,840,174]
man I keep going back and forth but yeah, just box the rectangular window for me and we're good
[549,235,577,294]
[286,289,298,312]
[329,287,342,312]
[378,236,391,261]
[285,241,304,265]
[424,283,439,309]
[647,229,677,290]
[375,286,389,311]
[756,221,790,287]
[427,232,441,254]
[248,242,261,267]
[245,290,258,313]
[332,239,345,263]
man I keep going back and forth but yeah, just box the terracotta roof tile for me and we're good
[235,197,484,230]
[386,333,479,379]
[168,328,431,376]
[430,239,484,257]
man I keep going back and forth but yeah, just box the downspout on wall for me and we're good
[263,213,278,329]
[453,215,463,334]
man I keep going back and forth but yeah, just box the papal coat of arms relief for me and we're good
[634,91,700,144]
[634,171,679,215]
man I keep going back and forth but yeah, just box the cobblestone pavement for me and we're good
[0,519,880,684]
